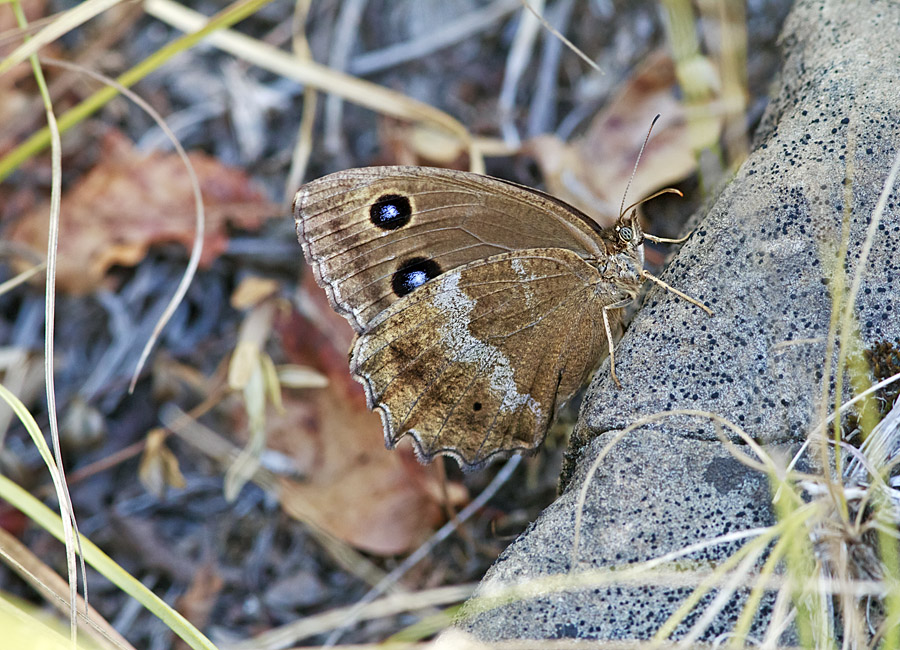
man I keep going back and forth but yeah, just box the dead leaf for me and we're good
[255,273,465,556]
[524,51,722,227]
[0,501,28,538]
[150,353,210,404]
[8,130,277,294]
[276,365,328,389]
[376,117,470,169]
[173,562,223,650]
[139,428,187,498]
[60,396,106,451]
[230,275,280,309]
[228,300,277,390]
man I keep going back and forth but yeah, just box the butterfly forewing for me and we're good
[349,248,627,467]
[293,166,606,331]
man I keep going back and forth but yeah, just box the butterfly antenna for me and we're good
[621,187,683,216]
[619,114,661,219]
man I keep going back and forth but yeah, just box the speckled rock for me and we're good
[462,430,785,641]
[460,0,900,642]
[565,0,900,471]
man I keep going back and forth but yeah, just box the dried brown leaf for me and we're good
[9,130,277,293]
[262,274,462,555]
[139,428,186,498]
[377,117,470,169]
[230,275,280,309]
[173,562,223,650]
[525,51,722,226]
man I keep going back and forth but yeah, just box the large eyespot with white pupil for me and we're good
[618,226,634,243]
[370,194,412,230]
[391,257,442,297]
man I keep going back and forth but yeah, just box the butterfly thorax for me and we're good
[598,249,643,286]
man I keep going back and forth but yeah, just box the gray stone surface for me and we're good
[461,0,900,642]
[464,431,782,641]
[568,0,900,464]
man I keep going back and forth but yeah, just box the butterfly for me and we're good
[293,166,710,468]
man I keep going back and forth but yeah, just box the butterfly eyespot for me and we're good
[391,257,442,297]
[618,226,634,242]
[370,194,412,230]
[472,402,483,412]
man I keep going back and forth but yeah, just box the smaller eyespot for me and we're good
[618,226,634,242]
[472,402,483,412]
[391,257,442,297]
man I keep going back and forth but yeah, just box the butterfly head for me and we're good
[613,209,645,266]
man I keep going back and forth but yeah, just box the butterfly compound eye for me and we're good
[618,226,634,242]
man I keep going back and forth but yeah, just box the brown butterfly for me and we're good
[293,166,710,468]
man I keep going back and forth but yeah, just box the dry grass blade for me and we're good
[572,408,776,570]
[0,0,277,182]
[143,0,485,173]
[283,0,317,204]
[498,0,542,146]
[710,0,749,163]
[10,1,88,639]
[520,0,598,73]
[784,370,900,479]
[349,0,520,76]
[159,403,392,590]
[671,539,769,647]
[0,349,42,451]
[37,58,205,395]
[223,585,475,650]
[323,456,522,647]
[0,526,134,650]
[795,145,900,647]
[0,261,45,295]
[0,0,123,78]
[0,471,218,650]
[322,0,366,158]
[276,365,328,389]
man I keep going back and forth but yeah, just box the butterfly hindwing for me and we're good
[349,248,629,467]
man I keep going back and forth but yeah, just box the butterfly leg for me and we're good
[602,298,632,388]
[641,270,713,315]
[644,232,691,244]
